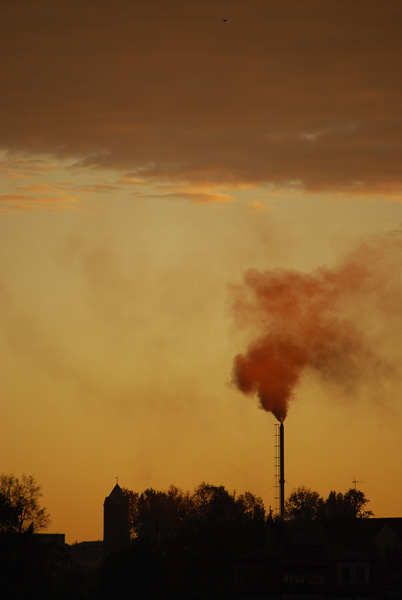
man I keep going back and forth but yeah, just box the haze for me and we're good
[1,1,402,543]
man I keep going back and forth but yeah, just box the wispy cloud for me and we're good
[245,200,273,214]
[0,192,80,215]
[118,177,146,185]
[0,157,58,176]
[4,173,31,180]
[168,191,235,205]
[146,183,236,204]
[0,155,130,212]
[77,184,120,193]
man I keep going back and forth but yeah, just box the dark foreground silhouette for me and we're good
[2,478,402,599]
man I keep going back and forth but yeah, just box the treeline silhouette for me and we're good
[285,485,373,520]
[1,473,375,600]
[98,483,268,600]
[125,482,267,544]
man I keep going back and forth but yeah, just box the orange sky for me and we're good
[1,1,402,543]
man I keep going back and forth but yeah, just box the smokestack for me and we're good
[279,422,285,518]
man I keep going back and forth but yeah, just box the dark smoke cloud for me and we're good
[231,233,402,421]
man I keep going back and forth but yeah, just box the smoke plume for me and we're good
[231,233,402,422]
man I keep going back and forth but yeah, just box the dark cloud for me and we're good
[2,0,402,192]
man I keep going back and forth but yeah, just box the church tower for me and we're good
[103,483,130,554]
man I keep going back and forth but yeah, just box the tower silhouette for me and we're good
[103,483,130,554]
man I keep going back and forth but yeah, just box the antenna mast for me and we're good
[352,476,364,489]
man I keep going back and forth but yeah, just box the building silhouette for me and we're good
[103,483,130,555]
[235,518,402,599]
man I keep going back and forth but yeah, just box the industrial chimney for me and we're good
[279,422,285,518]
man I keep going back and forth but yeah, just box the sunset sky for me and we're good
[1,1,402,544]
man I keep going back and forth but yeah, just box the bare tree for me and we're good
[0,473,50,533]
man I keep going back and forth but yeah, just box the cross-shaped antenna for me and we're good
[352,475,364,489]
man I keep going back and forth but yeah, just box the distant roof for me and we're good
[237,519,402,565]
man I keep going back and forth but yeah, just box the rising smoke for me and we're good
[231,232,402,422]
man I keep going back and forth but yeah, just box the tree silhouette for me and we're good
[285,485,373,520]
[0,473,50,533]
[285,486,324,520]
[124,482,266,546]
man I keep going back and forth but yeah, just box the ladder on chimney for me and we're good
[274,423,281,515]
